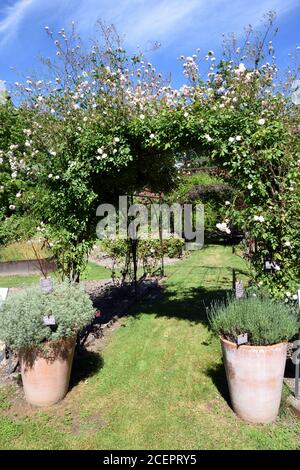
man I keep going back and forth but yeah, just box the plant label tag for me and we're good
[237,333,248,345]
[235,281,244,299]
[40,278,53,294]
[43,315,56,326]
[0,288,8,307]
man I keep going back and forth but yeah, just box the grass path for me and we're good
[0,245,300,450]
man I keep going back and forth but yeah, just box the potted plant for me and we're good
[209,295,298,424]
[0,282,95,407]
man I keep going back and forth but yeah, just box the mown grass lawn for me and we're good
[0,245,299,450]
[0,261,112,288]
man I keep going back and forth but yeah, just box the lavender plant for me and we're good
[209,295,299,346]
[0,282,95,351]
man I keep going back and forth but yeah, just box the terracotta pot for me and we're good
[220,337,287,424]
[19,337,76,407]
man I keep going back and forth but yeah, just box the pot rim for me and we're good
[220,335,288,350]
[19,336,76,355]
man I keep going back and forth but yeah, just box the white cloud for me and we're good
[62,0,300,49]
[0,0,35,46]
[0,0,299,50]
[67,0,202,46]
[118,0,202,46]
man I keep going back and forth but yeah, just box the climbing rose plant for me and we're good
[166,15,300,298]
[0,100,30,244]
[2,14,300,297]
[12,23,178,280]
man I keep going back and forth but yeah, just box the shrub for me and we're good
[209,295,299,346]
[100,236,184,281]
[161,237,184,258]
[101,237,183,261]
[0,282,95,351]
[166,173,234,233]
[0,215,38,246]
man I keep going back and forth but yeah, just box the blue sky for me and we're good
[0,0,299,89]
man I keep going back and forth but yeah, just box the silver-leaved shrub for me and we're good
[0,282,95,350]
[209,296,299,346]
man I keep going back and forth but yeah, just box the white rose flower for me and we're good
[216,222,230,233]
[225,201,231,206]
[228,137,235,143]
[9,204,15,210]
[258,118,265,125]
[284,241,291,247]
[247,183,253,190]
[10,144,19,150]
[204,134,212,142]
[235,135,242,141]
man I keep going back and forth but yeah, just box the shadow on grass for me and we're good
[132,284,231,325]
[284,357,295,379]
[129,277,236,404]
[205,361,231,407]
[130,261,249,326]
[69,350,104,389]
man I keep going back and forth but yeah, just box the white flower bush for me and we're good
[1,13,299,297]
